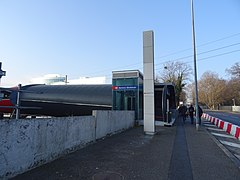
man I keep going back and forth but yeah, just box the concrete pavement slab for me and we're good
[12,126,175,180]
[11,118,240,180]
[185,120,240,180]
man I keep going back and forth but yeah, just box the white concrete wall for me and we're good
[232,106,240,112]
[0,111,134,179]
[93,110,135,139]
[219,106,240,112]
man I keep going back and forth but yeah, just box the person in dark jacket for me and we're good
[178,104,188,123]
[197,105,203,125]
[188,104,194,124]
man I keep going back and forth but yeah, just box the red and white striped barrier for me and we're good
[203,113,240,140]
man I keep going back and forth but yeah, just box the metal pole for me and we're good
[232,99,236,106]
[65,75,68,85]
[191,0,200,130]
[16,84,21,119]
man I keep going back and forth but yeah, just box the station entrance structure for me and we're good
[154,83,176,123]
[112,70,176,124]
[112,70,143,120]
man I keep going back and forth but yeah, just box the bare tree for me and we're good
[223,79,240,106]
[226,62,240,79]
[156,61,192,105]
[198,71,226,109]
[224,62,240,106]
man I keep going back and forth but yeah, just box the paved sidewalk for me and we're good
[12,118,240,180]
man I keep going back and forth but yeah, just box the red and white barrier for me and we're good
[203,113,240,140]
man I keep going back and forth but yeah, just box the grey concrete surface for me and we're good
[185,122,240,180]
[168,119,193,180]
[11,118,240,180]
[1,111,134,179]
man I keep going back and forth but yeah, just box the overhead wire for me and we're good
[154,42,240,68]
[155,49,240,72]
[154,32,240,59]
[75,32,240,79]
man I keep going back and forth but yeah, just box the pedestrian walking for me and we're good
[178,104,187,123]
[197,105,203,125]
[188,104,194,124]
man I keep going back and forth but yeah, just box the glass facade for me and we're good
[112,71,143,120]
[112,71,176,122]
[154,84,176,122]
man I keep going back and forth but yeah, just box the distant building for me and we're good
[61,76,106,85]
[31,74,66,85]
[31,74,106,85]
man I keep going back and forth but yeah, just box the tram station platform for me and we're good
[12,118,240,180]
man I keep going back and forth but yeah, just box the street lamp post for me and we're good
[232,99,236,106]
[191,0,200,130]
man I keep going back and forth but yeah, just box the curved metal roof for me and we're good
[20,84,112,106]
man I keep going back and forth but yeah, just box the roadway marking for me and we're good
[207,127,224,132]
[203,121,212,123]
[211,132,236,139]
[203,121,214,124]
[204,124,217,127]
[219,140,240,149]
[234,154,240,160]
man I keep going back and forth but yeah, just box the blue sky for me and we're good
[0,0,240,87]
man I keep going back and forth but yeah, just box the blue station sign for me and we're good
[112,86,138,90]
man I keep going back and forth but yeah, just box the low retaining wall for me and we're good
[0,110,134,179]
[203,113,240,140]
[219,106,240,112]
[93,110,135,139]
[232,106,240,112]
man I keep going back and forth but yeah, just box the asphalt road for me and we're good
[204,110,240,126]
